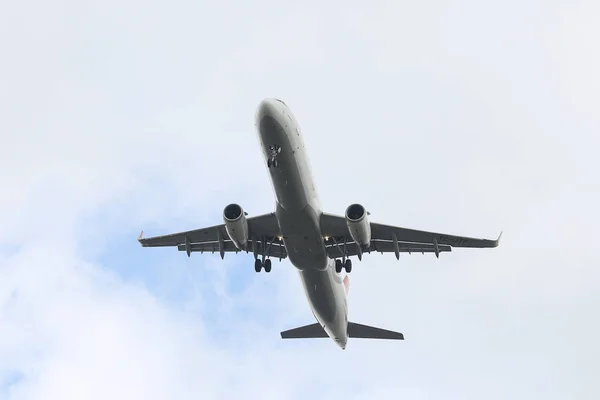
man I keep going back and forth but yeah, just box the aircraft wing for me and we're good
[325,240,452,259]
[175,239,288,259]
[138,212,286,258]
[320,212,500,259]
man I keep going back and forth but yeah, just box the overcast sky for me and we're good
[1,0,599,399]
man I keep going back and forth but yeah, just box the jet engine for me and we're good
[223,203,249,250]
[345,203,371,248]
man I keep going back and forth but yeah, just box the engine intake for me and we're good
[345,203,371,248]
[223,203,249,250]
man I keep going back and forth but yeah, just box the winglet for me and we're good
[495,231,503,247]
[138,230,144,242]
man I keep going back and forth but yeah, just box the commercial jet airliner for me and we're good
[138,98,501,349]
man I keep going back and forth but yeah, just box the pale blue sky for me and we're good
[1,0,599,399]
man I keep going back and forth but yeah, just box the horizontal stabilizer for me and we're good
[280,323,328,339]
[280,322,404,340]
[347,322,404,340]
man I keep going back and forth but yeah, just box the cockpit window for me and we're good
[274,98,287,106]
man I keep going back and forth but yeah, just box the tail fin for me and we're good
[280,322,404,340]
[347,322,404,340]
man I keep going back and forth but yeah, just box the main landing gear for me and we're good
[254,258,272,273]
[267,145,281,168]
[330,236,352,274]
[335,259,352,273]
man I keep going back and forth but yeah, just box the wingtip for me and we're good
[138,230,144,242]
[495,231,503,247]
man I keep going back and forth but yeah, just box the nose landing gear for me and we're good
[267,145,281,168]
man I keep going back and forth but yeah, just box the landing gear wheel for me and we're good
[344,259,352,273]
[267,145,281,168]
[335,259,343,273]
[264,259,272,273]
[254,259,262,273]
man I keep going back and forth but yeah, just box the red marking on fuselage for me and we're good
[343,275,350,294]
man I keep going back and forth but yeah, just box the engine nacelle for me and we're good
[345,203,371,248]
[223,203,249,250]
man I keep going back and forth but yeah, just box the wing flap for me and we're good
[326,239,451,259]
[177,239,288,259]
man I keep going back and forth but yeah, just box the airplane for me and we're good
[138,98,501,349]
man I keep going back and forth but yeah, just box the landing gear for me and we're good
[267,145,281,168]
[330,236,353,274]
[254,258,272,273]
[344,259,352,273]
[254,258,262,273]
[335,259,352,273]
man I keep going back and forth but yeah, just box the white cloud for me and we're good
[1,0,599,399]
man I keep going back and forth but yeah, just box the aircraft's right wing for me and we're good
[175,239,288,259]
[138,212,286,259]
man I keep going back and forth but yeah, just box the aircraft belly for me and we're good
[258,115,315,213]
[256,100,347,345]
[299,265,348,343]
[276,202,328,271]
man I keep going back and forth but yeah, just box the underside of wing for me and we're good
[176,238,288,259]
[138,223,228,247]
[138,212,284,258]
[370,222,501,248]
[139,212,280,247]
[320,212,500,259]
[325,239,451,259]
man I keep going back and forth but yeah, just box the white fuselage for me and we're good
[255,98,348,349]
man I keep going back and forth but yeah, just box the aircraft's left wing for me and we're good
[320,212,500,259]
[325,240,452,259]
[138,212,286,259]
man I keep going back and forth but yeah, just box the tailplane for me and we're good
[347,322,404,340]
[280,323,328,339]
[280,322,403,340]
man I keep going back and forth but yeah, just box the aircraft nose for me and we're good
[255,98,279,122]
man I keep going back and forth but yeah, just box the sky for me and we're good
[1,0,599,399]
